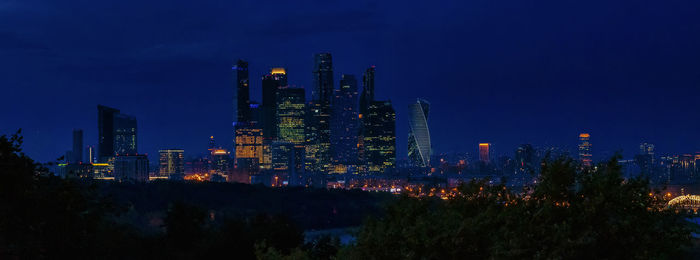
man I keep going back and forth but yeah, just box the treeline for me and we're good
[0,131,697,259]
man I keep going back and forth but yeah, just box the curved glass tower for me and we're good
[407,98,431,167]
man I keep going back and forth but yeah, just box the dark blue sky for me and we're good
[1,0,699,163]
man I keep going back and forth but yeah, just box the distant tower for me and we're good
[262,68,288,140]
[578,133,592,167]
[479,143,492,164]
[331,74,359,166]
[407,98,431,167]
[98,105,137,162]
[233,59,251,125]
[358,66,376,166]
[364,101,396,173]
[159,149,185,180]
[307,53,334,172]
[72,129,83,163]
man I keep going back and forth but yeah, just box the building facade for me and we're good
[364,101,396,173]
[159,149,185,179]
[407,98,431,167]
[114,154,149,182]
[331,74,359,166]
[578,133,592,167]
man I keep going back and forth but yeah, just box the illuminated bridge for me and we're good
[667,195,700,210]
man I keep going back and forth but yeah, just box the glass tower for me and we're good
[407,98,431,167]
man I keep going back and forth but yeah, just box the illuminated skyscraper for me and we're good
[578,133,592,167]
[358,66,376,166]
[276,87,306,145]
[407,98,431,167]
[364,101,396,173]
[159,149,184,179]
[479,143,492,164]
[331,74,359,166]
[211,148,230,174]
[262,68,288,140]
[72,129,83,163]
[98,105,137,162]
[235,127,264,170]
[307,53,334,172]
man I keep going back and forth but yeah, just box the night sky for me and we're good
[2,0,699,163]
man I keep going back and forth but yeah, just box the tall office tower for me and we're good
[159,149,184,179]
[407,98,431,167]
[307,54,333,172]
[261,68,288,140]
[276,87,306,145]
[578,133,592,167]
[72,129,83,163]
[635,142,655,177]
[211,148,230,174]
[364,101,396,173]
[479,143,492,164]
[359,66,375,117]
[114,154,149,182]
[639,143,655,162]
[114,113,137,155]
[515,144,536,173]
[98,105,119,162]
[312,53,334,103]
[358,66,376,166]
[208,136,216,155]
[235,128,264,170]
[233,60,251,125]
[98,105,137,162]
[331,75,359,166]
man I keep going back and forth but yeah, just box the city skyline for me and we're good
[2,0,699,163]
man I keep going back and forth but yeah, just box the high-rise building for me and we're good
[364,101,396,173]
[479,143,492,164]
[358,66,376,167]
[114,113,137,155]
[578,133,592,167]
[114,154,149,182]
[72,129,83,163]
[98,105,137,162]
[312,53,334,103]
[635,142,655,177]
[159,149,184,179]
[407,98,431,167]
[276,87,306,145]
[307,54,334,172]
[84,145,95,164]
[233,60,251,125]
[515,144,536,174]
[235,127,264,171]
[211,148,230,175]
[262,68,288,140]
[331,74,359,166]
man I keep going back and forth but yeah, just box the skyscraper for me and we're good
[307,53,334,172]
[407,98,431,167]
[233,60,251,125]
[312,53,334,103]
[515,144,536,174]
[358,66,376,167]
[235,127,264,170]
[276,87,306,145]
[578,133,592,167]
[364,101,396,173]
[262,68,288,140]
[98,105,137,162]
[331,74,359,166]
[114,113,137,155]
[72,129,83,163]
[479,143,492,164]
[159,149,184,179]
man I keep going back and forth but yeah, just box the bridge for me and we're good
[667,195,700,210]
